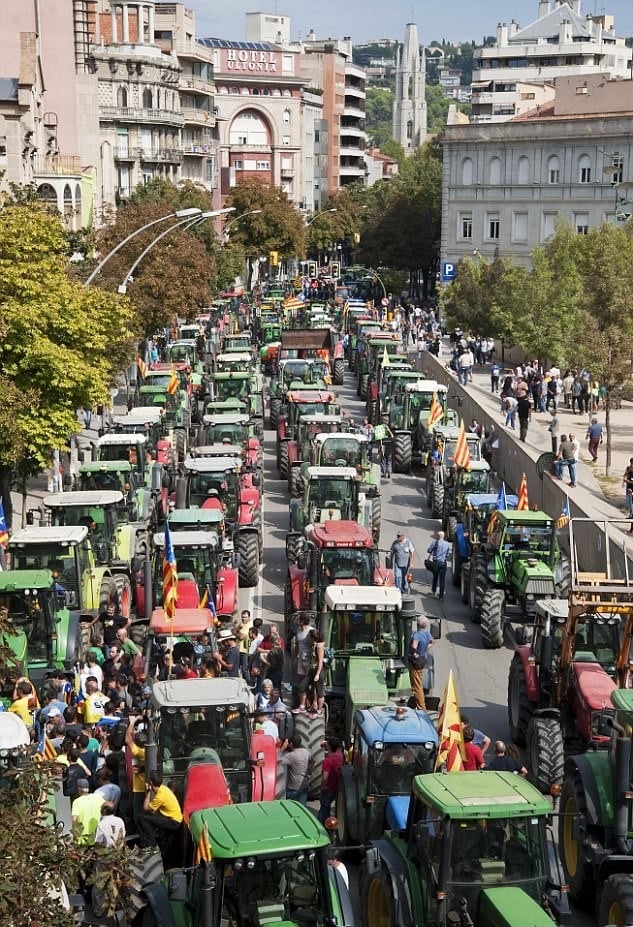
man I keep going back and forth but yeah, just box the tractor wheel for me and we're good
[292,711,325,799]
[451,540,461,585]
[368,400,378,424]
[336,789,353,847]
[468,551,487,623]
[447,515,458,541]
[99,576,118,613]
[431,483,444,519]
[288,466,301,497]
[360,864,396,927]
[269,397,281,430]
[113,574,132,621]
[425,473,433,508]
[333,358,345,386]
[460,562,470,603]
[555,556,572,599]
[527,716,564,794]
[559,771,595,909]
[480,587,505,649]
[286,535,303,565]
[236,533,260,588]
[278,442,289,480]
[174,428,187,462]
[359,373,369,399]
[371,496,382,543]
[507,655,535,746]
[598,874,633,927]
[393,432,412,474]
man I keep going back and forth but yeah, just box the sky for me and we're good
[186,1,633,45]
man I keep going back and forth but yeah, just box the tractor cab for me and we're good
[80,460,138,497]
[296,466,360,528]
[9,526,91,612]
[152,529,230,614]
[95,433,148,477]
[314,432,368,469]
[43,491,127,565]
[181,456,241,524]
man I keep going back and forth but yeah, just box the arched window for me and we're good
[408,76,413,99]
[578,154,592,183]
[462,157,473,185]
[406,120,413,140]
[547,154,560,184]
[488,156,501,185]
[117,86,128,108]
[517,156,530,184]
[229,110,270,147]
[283,108,291,125]
[142,88,153,108]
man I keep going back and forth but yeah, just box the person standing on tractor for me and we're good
[292,629,325,717]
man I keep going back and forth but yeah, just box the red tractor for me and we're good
[276,388,339,480]
[285,519,392,630]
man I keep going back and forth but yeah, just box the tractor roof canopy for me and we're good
[183,456,242,474]
[0,568,55,591]
[153,529,220,550]
[149,607,214,635]
[81,461,133,474]
[202,414,251,427]
[44,490,124,509]
[324,585,402,610]
[189,800,329,859]
[308,520,374,548]
[168,509,225,529]
[413,770,551,819]
[306,465,359,480]
[9,526,89,546]
[97,434,147,447]
[151,677,254,710]
[496,510,553,527]
[354,706,438,745]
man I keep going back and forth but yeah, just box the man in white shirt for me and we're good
[94,801,126,847]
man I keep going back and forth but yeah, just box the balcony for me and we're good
[344,84,366,101]
[181,106,216,126]
[114,148,136,161]
[182,144,215,156]
[137,147,184,163]
[280,165,295,177]
[339,144,365,158]
[180,75,215,95]
[99,106,185,127]
[343,104,364,120]
[34,154,83,176]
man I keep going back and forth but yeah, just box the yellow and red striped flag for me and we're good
[283,296,303,310]
[162,521,178,628]
[137,356,148,379]
[435,669,464,772]
[194,820,212,864]
[453,420,471,471]
[517,473,529,510]
[426,392,444,428]
[166,366,179,395]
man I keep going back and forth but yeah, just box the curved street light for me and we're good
[223,208,262,238]
[306,207,337,227]
[84,207,202,286]
[367,268,387,300]
[117,207,235,295]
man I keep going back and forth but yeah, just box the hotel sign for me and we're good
[220,49,281,73]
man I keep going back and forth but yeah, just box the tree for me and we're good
[365,86,395,148]
[225,179,305,258]
[0,202,137,526]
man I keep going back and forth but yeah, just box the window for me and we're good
[488,157,501,185]
[142,88,153,108]
[548,155,560,184]
[407,120,413,139]
[117,86,128,108]
[461,157,473,185]
[541,211,557,241]
[513,212,528,242]
[460,213,473,240]
[256,160,270,170]
[283,108,291,124]
[575,213,589,235]
[487,214,500,240]
[282,135,290,146]
[229,111,270,147]
[578,154,592,183]
[517,156,530,184]
[282,55,293,74]
[233,160,243,170]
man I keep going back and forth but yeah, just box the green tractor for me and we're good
[452,491,518,602]
[441,460,491,540]
[373,366,418,427]
[361,771,571,927]
[559,689,633,926]
[288,466,376,540]
[268,357,331,430]
[287,413,347,496]
[356,334,403,401]
[135,383,192,461]
[393,380,456,474]
[258,321,282,374]
[0,569,82,689]
[470,509,571,650]
[209,370,263,420]
[140,800,354,927]
[425,424,482,517]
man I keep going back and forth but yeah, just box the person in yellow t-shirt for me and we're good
[8,680,37,725]
[82,677,107,724]
[139,771,183,848]
[125,715,147,824]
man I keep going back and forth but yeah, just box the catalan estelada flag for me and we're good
[453,420,471,471]
[435,669,464,772]
[426,392,443,428]
[556,499,570,529]
[517,473,529,510]
[34,727,58,761]
[0,499,8,546]
[166,367,179,395]
[137,356,148,379]
[162,521,178,628]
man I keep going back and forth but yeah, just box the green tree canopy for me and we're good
[225,179,305,258]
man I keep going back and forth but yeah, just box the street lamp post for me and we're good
[223,208,262,238]
[306,207,337,228]
[117,207,235,295]
[84,207,203,286]
[368,268,387,300]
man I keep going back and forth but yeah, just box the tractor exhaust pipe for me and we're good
[608,716,632,854]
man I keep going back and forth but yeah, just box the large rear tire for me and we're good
[278,441,289,480]
[360,864,396,927]
[269,397,281,430]
[236,532,260,588]
[99,576,118,613]
[292,711,325,798]
[113,574,132,620]
[598,874,633,927]
[392,432,412,474]
[333,358,345,386]
[431,483,444,518]
[559,770,595,909]
[359,373,369,399]
[460,562,469,603]
[371,495,382,543]
[451,540,461,585]
[174,428,187,463]
[468,551,487,623]
[527,715,564,793]
[507,655,535,746]
[480,587,505,649]
[286,534,303,565]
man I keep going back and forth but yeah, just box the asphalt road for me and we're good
[239,365,596,927]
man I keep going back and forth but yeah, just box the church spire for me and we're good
[392,22,427,153]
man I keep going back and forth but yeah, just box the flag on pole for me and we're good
[136,356,148,379]
[283,296,304,310]
[556,499,570,529]
[162,521,178,629]
[453,420,471,471]
[427,393,444,428]
[34,727,58,762]
[517,473,529,510]
[166,367,179,396]
[381,345,391,368]
[194,820,213,864]
[435,669,464,772]
[0,499,8,547]
[495,482,507,511]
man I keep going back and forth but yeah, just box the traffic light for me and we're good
[307,261,317,277]
[269,250,279,266]
[331,261,341,280]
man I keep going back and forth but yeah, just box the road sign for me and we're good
[381,297,389,307]
[441,262,456,283]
